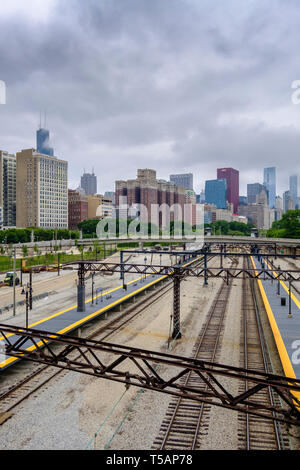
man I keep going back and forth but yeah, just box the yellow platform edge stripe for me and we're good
[263,257,300,308]
[0,255,202,369]
[250,255,300,404]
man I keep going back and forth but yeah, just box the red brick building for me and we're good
[68,189,88,230]
[115,169,186,227]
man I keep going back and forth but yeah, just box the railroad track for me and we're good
[0,255,208,419]
[262,256,300,296]
[152,258,237,450]
[0,279,173,417]
[237,257,290,450]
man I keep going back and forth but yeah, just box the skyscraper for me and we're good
[289,175,298,209]
[81,172,97,195]
[37,128,54,156]
[263,167,276,209]
[0,150,16,227]
[205,179,227,209]
[217,168,239,213]
[68,189,88,230]
[247,183,265,204]
[16,148,68,228]
[115,169,186,226]
[104,191,115,205]
[170,173,193,190]
[283,190,293,213]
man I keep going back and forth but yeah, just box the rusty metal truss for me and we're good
[120,249,300,259]
[72,260,300,283]
[1,324,300,427]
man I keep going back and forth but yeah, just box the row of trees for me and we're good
[267,210,300,239]
[205,220,256,236]
[78,218,256,238]
[0,228,80,244]
[78,218,202,238]
[0,217,260,246]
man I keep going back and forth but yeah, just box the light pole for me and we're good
[144,257,147,282]
[12,248,16,316]
[91,272,95,305]
[96,287,103,304]
[288,280,293,318]
[21,284,30,328]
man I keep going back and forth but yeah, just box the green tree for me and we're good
[267,210,300,239]
[22,245,28,257]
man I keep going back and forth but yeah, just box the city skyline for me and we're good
[1,1,300,197]
[1,128,299,203]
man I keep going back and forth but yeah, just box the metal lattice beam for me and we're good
[67,261,300,283]
[1,324,300,427]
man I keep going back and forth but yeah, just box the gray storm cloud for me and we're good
[0,0,299,196]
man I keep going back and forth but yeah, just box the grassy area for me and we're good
[0,247,116,273]
[0,241,180,272]
[0,256,19,272]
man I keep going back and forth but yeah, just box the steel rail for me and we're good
[0,255,208,416]
[157,258,234,449]
[242,256,283,450]
[159,279,231,449]
[0,276,174,415]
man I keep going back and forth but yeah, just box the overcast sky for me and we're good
[0,0,300,197]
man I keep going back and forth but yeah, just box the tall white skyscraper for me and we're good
[16,149,68,228]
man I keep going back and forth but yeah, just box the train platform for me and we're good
[0,255,201,371]
[251,256,300,391]
[0,270,170,371]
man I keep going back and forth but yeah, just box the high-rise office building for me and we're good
[68,189,88,230]
[81,172,97,195]
[16,149,68,228]
[263,167,276,209]
[0,151,16,227]
[289,175,298,209]
[104,191,115,205]
[196,190,205,204]
[247,183,265,204]
[37,128,54,156]
[88,194,114,219]
[205,179,227,209]
[217,168,239,213]
[283,190,294,213]
[275,196,283,221]
[170,173,193,190]
[239,196,248,206]
[116,169,186,226]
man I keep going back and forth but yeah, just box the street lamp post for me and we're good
[91,272,95,305]
[21,284,30,328]
[12,248,16,316]
[144,257,147,282]
[96,288,103,304]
